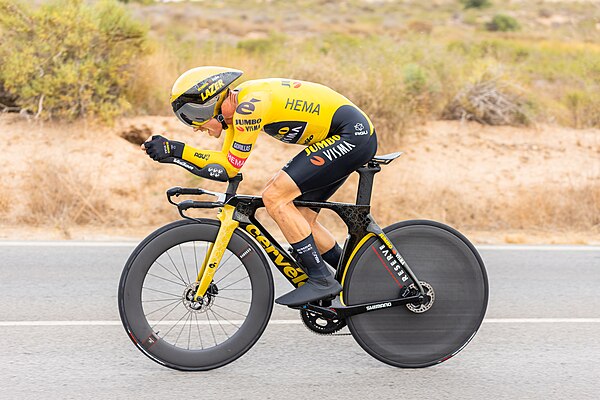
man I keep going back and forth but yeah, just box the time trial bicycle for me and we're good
[118,152,489,370]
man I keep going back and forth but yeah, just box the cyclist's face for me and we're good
[193,118,222,138]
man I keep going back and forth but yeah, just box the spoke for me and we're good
[187,311,193,350]
[153,260,187,285]
[144,299,181,317]
[143,298,183,303]
[210,308,241,329]
[150,300,182,330]
[166,250,188,285]
[214,261,244,285]
[212,303,248,318]
[219,275,249,290]
[174,311,191,347]
[179,244,191,284]
[210,309,230,340]
[206,311,218,347]
[147,272,186,287]
[194,312,204,350]
[143,286,181,298]
[217,251,235,270]
[219,288,252,291]
[215,295,251,304]
[163,309,191,340]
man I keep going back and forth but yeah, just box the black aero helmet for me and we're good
[170,66,243,127]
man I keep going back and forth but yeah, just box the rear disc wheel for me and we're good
[344,220,488,368]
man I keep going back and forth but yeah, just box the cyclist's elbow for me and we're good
[225,152,247,177]
[225,165,241,178]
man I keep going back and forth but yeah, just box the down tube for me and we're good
[238,221,309,288]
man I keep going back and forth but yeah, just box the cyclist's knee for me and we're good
[298,207,318,226]
[263,187,288,216]
[262,172,300,213]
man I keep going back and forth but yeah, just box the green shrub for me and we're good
[486,14,520,32]
[565,90,600,128]
[0,0,147,121]
[237,33,285,54]
[459,0,492,9]
[403,63,429,95]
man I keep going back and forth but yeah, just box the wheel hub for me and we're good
[182,282,218,313]
[406,281,435,313]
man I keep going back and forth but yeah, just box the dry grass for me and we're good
[378,180,600,235]
[508,184,600,232]
[0,189,9,217]
[21,159,118,229]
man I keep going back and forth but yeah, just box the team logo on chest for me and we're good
[263,121,308,144]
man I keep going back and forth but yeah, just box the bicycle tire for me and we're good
[118,219,274,371]
[344,220,488,368]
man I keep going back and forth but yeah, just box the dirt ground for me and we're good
[0,114,598,244]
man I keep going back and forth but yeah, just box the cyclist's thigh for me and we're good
[283,107,377,195]
[296,177,348,213]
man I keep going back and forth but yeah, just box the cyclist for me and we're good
[143,66,377,306]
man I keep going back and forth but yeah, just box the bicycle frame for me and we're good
[166,161,427,318]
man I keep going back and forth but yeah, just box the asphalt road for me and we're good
[1,242,599,399]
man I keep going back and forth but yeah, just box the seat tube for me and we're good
[355,164,380,205]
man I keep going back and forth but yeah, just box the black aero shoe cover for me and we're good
[275,275,342,307]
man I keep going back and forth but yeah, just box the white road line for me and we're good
[0,318,599,327]
[0,241,138,247]
[477,245,600,251]
[0,241,598,251]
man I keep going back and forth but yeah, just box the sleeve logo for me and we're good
[227,152,247,168]
[232,142,252,152]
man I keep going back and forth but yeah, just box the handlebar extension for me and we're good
[178,200,224,211]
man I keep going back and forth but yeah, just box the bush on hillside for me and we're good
[0,0,147,121]
[565,90,600,128]
[459,0,492,9]
[442,77,530,125]
[486,14,520,32]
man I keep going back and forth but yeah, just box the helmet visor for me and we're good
[174,96,218,127]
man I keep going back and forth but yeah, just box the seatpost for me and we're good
[226,173,243,200]
[355,162,381,205]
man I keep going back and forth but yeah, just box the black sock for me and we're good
[291,234,330,279]
[322,243,342,270]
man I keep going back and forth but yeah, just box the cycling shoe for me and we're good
[275,275,342,307]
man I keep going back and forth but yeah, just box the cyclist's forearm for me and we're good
[181,145,240,177]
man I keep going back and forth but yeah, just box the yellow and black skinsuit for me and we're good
[182,78,377,200]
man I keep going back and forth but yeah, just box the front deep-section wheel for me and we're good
[344,220,488,368]
[118,220,274,371]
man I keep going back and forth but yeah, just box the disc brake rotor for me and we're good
[406,281,435,314]
[182,282,219,313]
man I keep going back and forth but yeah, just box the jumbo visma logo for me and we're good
[304,135,357,165]
[304,135,341,156]
[310,156,325,166]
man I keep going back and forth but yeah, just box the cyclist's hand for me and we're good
[142,135,184,161]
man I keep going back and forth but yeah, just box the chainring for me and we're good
[300,309,347,335]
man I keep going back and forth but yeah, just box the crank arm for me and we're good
[290,303,339,320]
